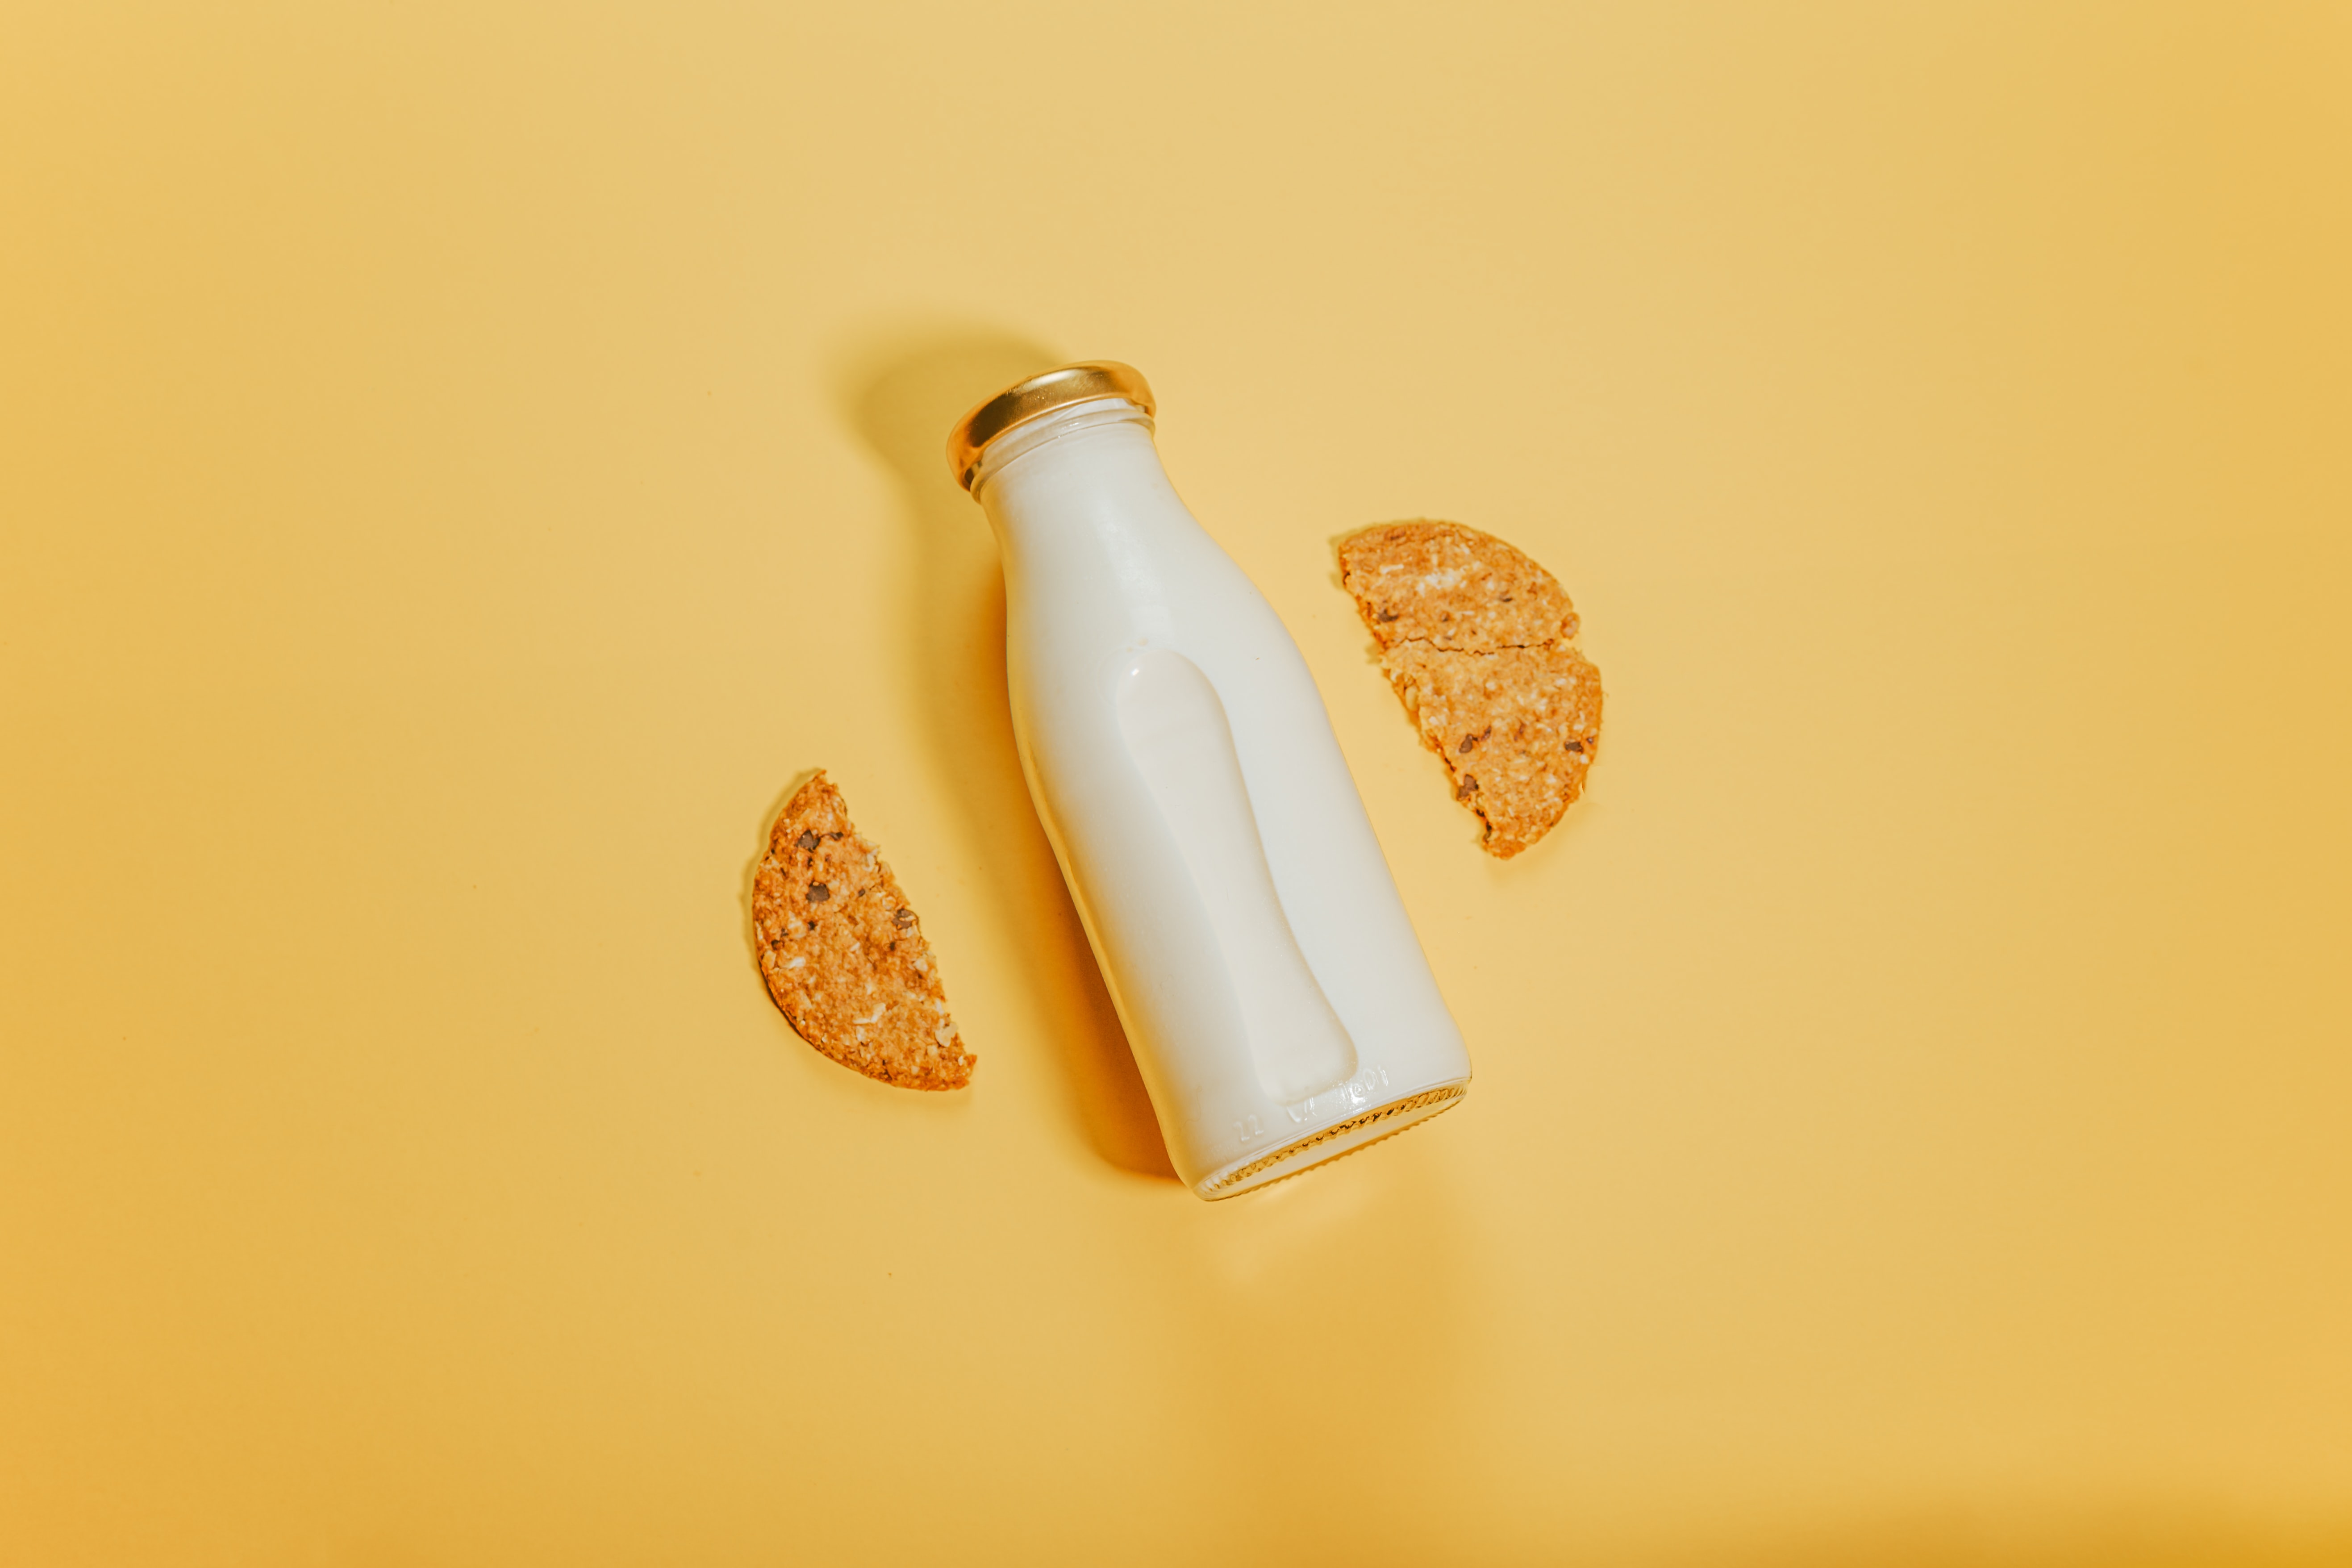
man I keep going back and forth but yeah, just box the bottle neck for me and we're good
[970,396,1176,560]
[971,397,1153,495]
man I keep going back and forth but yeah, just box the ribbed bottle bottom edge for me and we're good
[1196,1082,1468,1199]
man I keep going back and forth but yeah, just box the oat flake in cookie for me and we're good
[751,771,974,1090]
[1339,521,1604,859]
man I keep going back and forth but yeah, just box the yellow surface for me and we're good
[4,4,2348,1564]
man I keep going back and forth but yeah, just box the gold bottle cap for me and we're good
[946,360,1155,491]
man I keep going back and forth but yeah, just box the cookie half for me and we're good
[1338,520,1580,652]
[1380,642,1603,859]
[751,772,974,1090]
[1338,520,1604,859]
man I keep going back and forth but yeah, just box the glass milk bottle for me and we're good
[948,362,1470,1198]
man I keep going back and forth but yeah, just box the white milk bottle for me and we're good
[949,362,1470,1198]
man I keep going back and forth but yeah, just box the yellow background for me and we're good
[4,4,2348,1563]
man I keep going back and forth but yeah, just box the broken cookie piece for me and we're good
[751,771,974,1090]
[1339,521,1604,859]
[1338,519,1580,651]
[1381,642,1604,859]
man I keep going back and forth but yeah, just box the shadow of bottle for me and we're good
[839,329,1177,1182]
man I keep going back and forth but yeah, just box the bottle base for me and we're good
[1194,1081,1468,1200]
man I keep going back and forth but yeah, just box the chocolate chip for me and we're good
[1376,608,1399,621]
[796,831,818,851]
[1456,775,1480,799]
[824,831,844,841]
[893,908,916,930]
[807,882,831,902]
[1458,734,1478,753]
[1566,739,1585,754]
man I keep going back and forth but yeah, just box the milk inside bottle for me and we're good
[948,362,1470,1198]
